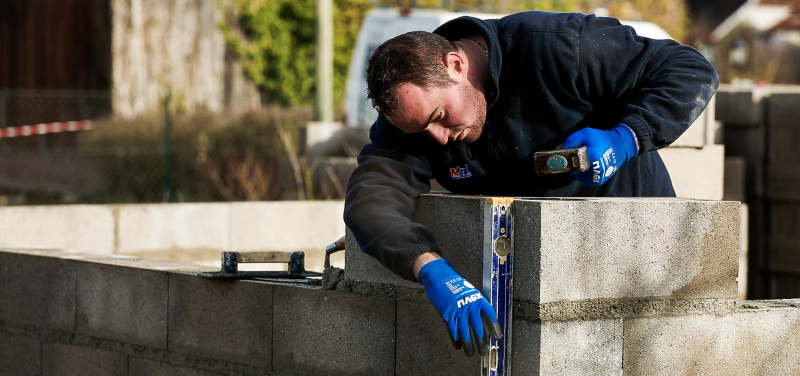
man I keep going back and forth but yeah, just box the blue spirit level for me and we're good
[482,197,514,376]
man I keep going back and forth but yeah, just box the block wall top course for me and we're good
[346,195,740,308]
[516,198,739,303]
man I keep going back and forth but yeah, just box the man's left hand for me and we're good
[563,124,639,186]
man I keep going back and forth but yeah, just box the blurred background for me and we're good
[1,0,799,298]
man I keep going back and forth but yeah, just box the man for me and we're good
[344,11,718,357]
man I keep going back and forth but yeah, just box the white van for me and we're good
[343,8,673,127]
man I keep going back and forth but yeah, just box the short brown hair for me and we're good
[366,31,457,115]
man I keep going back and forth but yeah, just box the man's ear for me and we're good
[443,51,467,76]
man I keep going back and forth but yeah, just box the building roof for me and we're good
[710,0,799,41]
[766,10,800,32]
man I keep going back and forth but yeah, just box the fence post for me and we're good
[164,92,173,202]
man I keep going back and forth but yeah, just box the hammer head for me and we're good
[534,147,589,175]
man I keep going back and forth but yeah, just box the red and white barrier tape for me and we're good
[0,120,93,138]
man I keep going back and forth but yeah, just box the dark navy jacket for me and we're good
[344,11,719,281]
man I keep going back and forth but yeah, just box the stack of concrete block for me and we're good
[716,84,800,298]
[345,194,800,375]
[658,94,726,201]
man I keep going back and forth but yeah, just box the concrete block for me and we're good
[671,105,707,148]
[623,302,800,375]
[395,299,480,375]
[514,198,739,303]
[738,204,749,301]
[715,85,767,126]
[0,332,41,376]
[658,144,725,200]
[770,202,800,237]
[168,274,273,368]
[272,285,395,376]
[117,203,230,259]
[76,262,168,349]
[128,357,227,376]
[345,194,483,289]
[512,318,623,376]
[299,121,345,156]
[0,252,76,330]
[767,88,800,129]
[344,228,419,289]
[766,166,800,201]
[308,157,358,200]
[723,156,746,201]
[767,236,800,274]
[768,127,799,165]
[723,125,765,197]
[41,342,127,376]
[769,275,800,298]
[230,201,346,272]
[0,205,115,254]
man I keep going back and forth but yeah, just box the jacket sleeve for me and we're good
[576,15,719,153]
[343,114,440,281]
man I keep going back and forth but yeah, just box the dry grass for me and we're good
[74,107,316,203]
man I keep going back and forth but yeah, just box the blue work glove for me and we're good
[563,124,639,186]
[417,258,502,357]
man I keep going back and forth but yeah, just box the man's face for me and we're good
[385,78,487,145]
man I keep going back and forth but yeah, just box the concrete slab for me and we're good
[0,332,40,376]
[514,198,739,304]
[128,357,227,376]
[272,285,395,376]
[0,252,76,330]
[41,342,127,376]
[659,145,725,200]
[623,302,800,375]
[117,203,230,257]
[395,299,481,375]
[76,262,168,349]
[168,274,273,368]
[0,205,115,254]
[512,318,623,376]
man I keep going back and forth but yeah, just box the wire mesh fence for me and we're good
[0,89,112,128]
[0,90,356,206]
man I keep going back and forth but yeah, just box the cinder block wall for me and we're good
[2,195,799,375]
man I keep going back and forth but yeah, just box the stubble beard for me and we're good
[461,82,488,144]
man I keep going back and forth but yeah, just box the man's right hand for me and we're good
[417,258,502,357]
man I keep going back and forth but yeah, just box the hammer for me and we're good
[533,146,589,175]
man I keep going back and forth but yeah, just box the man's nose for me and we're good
[426,124,450,145]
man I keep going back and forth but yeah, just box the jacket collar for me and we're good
[434,16,502,108]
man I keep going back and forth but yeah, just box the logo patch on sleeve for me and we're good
[449,164,473,179]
